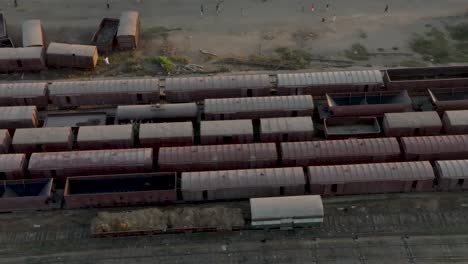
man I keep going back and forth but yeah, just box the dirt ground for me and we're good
[1,0,468,80]
[1,192,468,263]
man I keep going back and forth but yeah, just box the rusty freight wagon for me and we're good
[0,129,10,153]
[91,18,119,53]
[0,82,48,108]
[0,178,53,212]
[429,88,468,112]
[281,137,401,166]
[163,74,272,103]
[64,172,177,208]
[325,90,412,117]
[22,19,44,47]
[44,112,107,127]
[200,119,253,145]
[28,148,153,179]
[0,106,39,128]
[0,154,27,180]
[443,110,468,134]
[307,161,435,195]
[46,42,98,69]
[158,143,278,172]
[401,135,468,161]
[139,122,194,149]
[382,111,442,137]
[48,78,159,108]
[204,95,314,120]
[12,127,73,153]
[0,47,46,72]
[435,160,468,191]
[259,116,314,142]
[116,103,198,123]
[77,124,134,150]
[277,70,384,96]
[181,167,305,201]
[117,11,140,50]
[384,66,468,92]
[324,117,381,139]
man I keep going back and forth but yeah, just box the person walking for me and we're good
[200,4,204,17]
[106,0,110,9]
[384,4,389,12]
[325,3,329,11]
[332,15,336,23]
[216,1,222,15]
[14,0,17,8]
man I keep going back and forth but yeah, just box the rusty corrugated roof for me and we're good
[165,74,271,92]
[139,122,193,140]
[0,82,46,97]
[436,160,468,179]
[401,135,468,155]
[204,95,314,113]
[260,116,314,134]
[49,78,158,95]
[77,125,133,142]
[200,120,252,137]
[384,111,442,128]
[0,154,25,172]
[117,11,139,36]
[277,70,383,87]
[13,127,72,145]
[181,167,305,191]
[308,161,434,184]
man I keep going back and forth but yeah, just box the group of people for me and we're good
[200,1,225,17]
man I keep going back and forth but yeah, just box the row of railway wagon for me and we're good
[2,66,468,212]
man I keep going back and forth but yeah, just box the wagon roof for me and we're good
[436,160,468,179]
[200,119,252,136]
[204,95,314,113]
[181,167,305,191]
[139,122,193,139]
[13,127,72,145]
[0,154,25,172]
[28,148,152,170]
[443,110,468,126]
[49,78,158,95]
[22,19,43,47]
[308,161,434,184]
[0,82,47,97]
[77,125,133,141]
[277,70,383,86]
[0,47,43,60]
[281,137,401,159]
[117,11,139,37]
[0,106,37,120]
[165,74,271,92]
[158,143,277,164]
[260,116,314,133]
[384,111,442,128]
[47,42,96,57]
[401,135,468,154]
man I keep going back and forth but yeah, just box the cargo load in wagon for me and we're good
[324,117,381,139]
[91,18,119,53]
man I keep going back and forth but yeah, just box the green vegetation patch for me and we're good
[410,28,450,63]
[344,43,370,61]
[447,23,468,41]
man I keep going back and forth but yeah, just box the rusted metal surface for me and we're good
[204,95,314,120]
[12,127,73,153]
[200,119,253,145]
[401,135,468,161]
[77,125,134,150]
[435,160,468,191]
[0,82,47,108]
[277,70,384,96]
[46,42,98,69]
[0,106,38,128]
[181,167,305,201]
[64,172,177,208]
[91,18,119,53]
[139,122,194,148]
[116,103,198,123]
[158,143,278,172]
[0,154,27,180]
[308,161,435,195]
[383,111,442,137]
[0,47,46,72]
[28,148,153,178]
[385,66,468,92]
[326,90,412,117]
[164,74,272,102]
[429,88,468,112]
[0,129,10,154]
[44,112,107,127]
[443,110,468,134]
[260,116,314,142]
[48,78,159,108]
[324,117,380,139]
[22,19,44,47]
[0,178,53,212]
[281,137,401,166]
[117,11,140,50]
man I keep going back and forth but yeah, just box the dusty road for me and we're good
[2,0,468,70]
[1,192,468,263]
